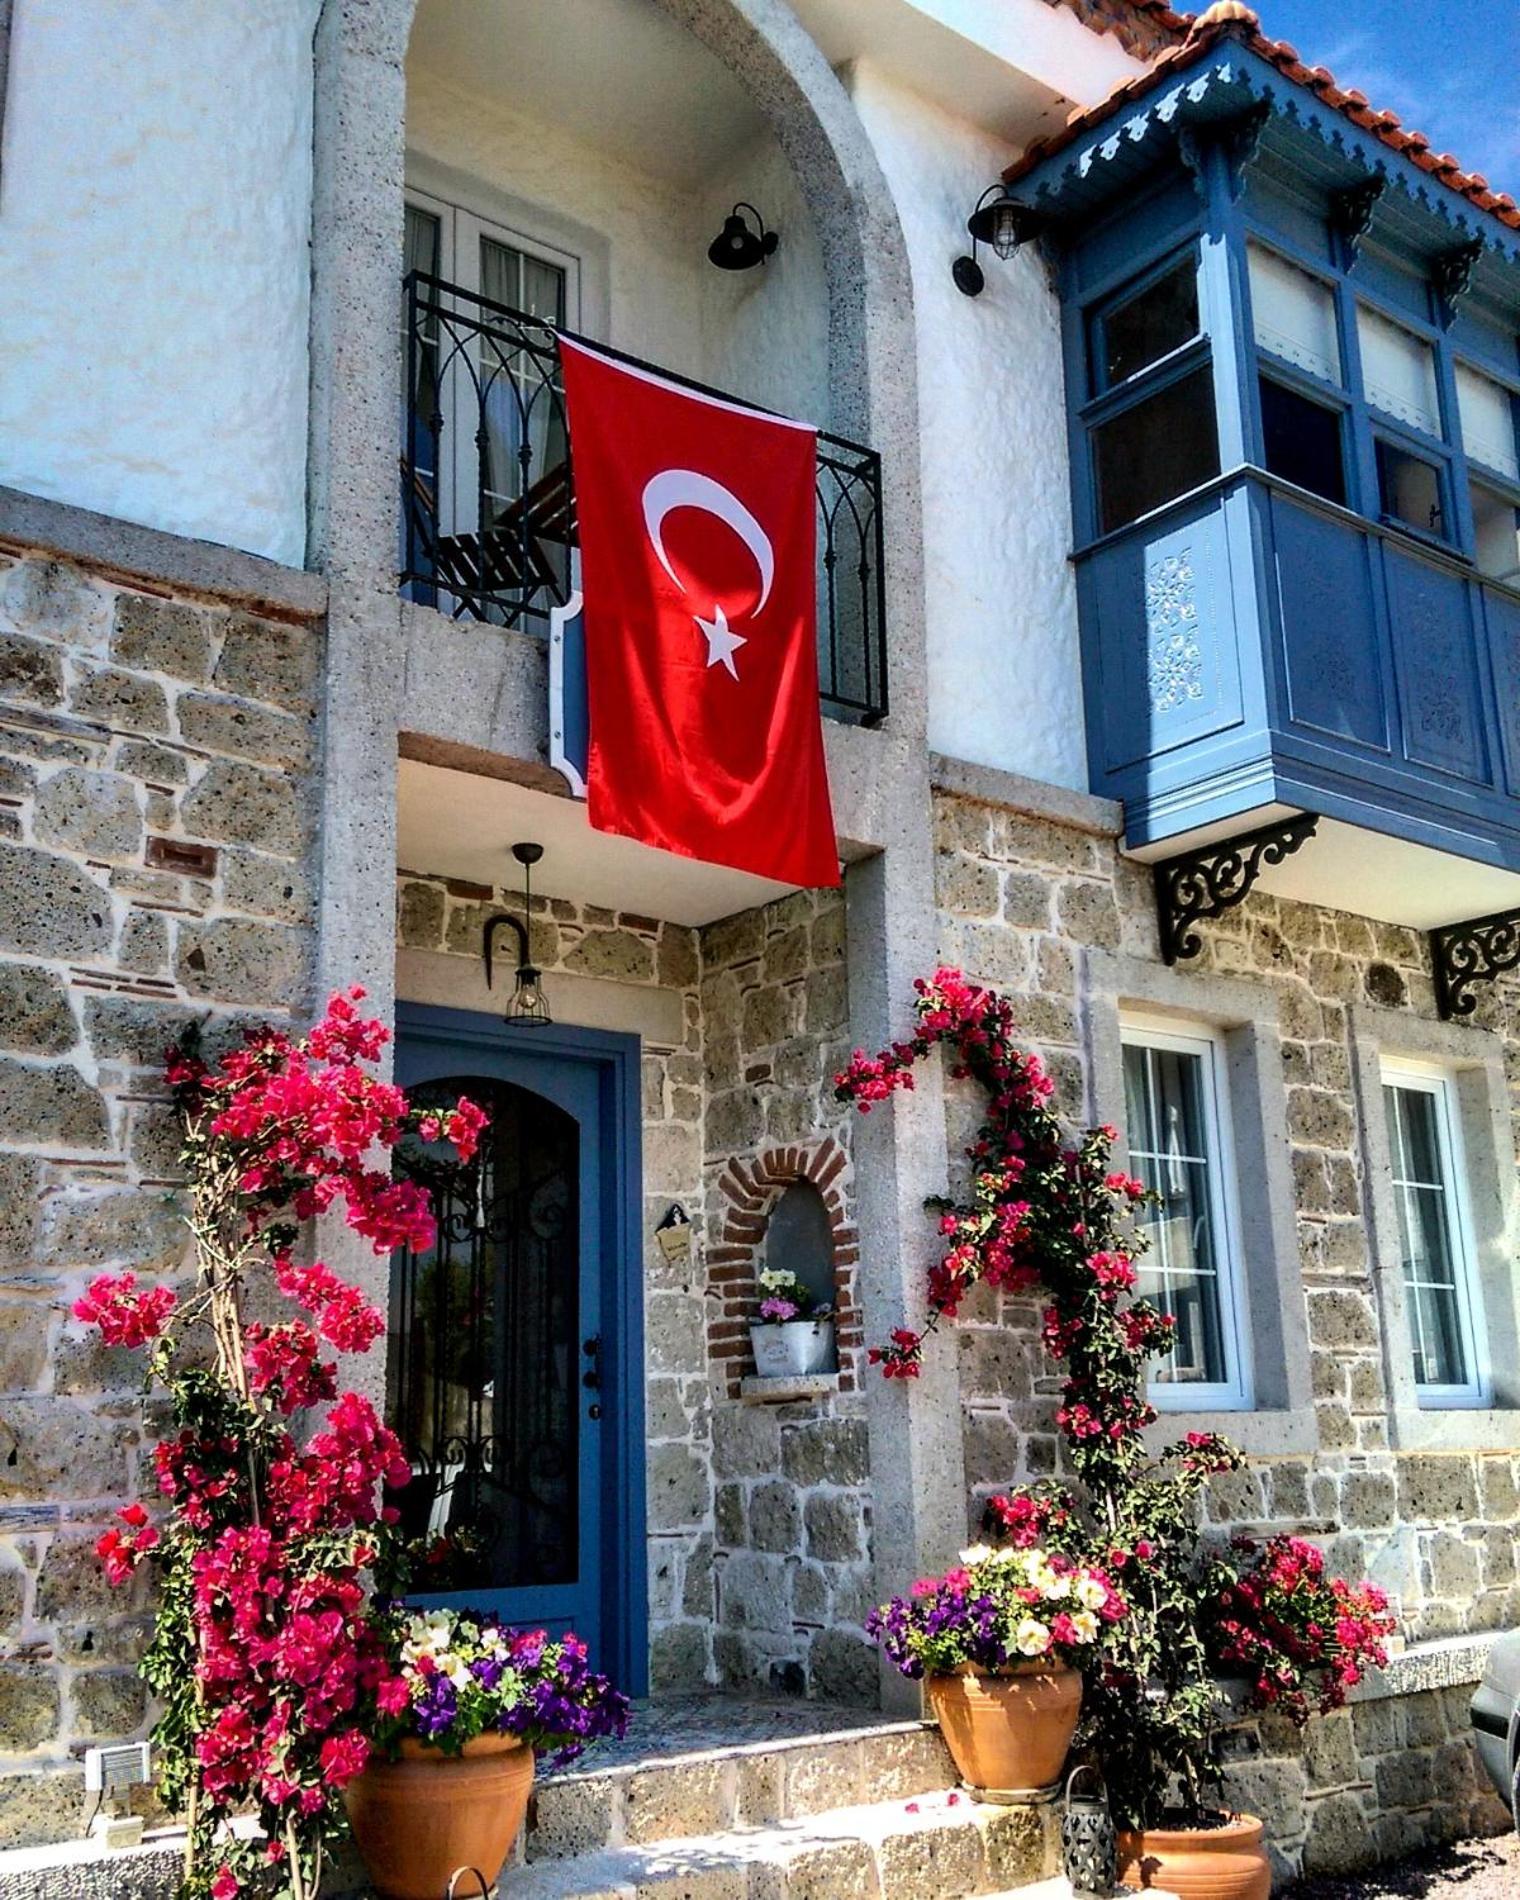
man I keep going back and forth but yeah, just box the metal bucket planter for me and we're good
[749,1318,834,1378]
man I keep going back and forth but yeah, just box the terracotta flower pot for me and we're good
[925,1660,1082,1798]
[342,1730,534,1900]
[1117,1812,1271,1900]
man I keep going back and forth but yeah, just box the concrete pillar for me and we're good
[307,0,417,1336]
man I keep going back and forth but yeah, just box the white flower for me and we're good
[1074,1575,1108,1613]
[1039,1571,1071,1601]
[1069,1610,1100,1644]
[1013,1617,1052,1656]
[959,1544,994,1567]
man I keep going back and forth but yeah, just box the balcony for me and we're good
[991,26,1520,968]
[1079,467,1520,888]
[400,271,889,725]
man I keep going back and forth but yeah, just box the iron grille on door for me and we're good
[386,1076,579,1591]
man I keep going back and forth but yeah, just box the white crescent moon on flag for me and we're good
[641,468,774,617]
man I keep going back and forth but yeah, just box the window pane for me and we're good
[1358,305,1442,438]
[1101,258,1200,385]
[1377,439,1445,539]
[1094,368,1219,534]
[1384,1082,1472,1391]
[1456,363,1519,482]
[1123,1041,1231,1390]
[1472,481,1520,585]
[1259,377,1346,505]
[478,237,569,529]
[1249,244,1341,385]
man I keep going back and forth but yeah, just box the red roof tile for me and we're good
[1044,0,1193,61]
[1026,1,1519,233]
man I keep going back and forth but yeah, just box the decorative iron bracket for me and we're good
[1330,175,1385,268]
[1432,237,1484,321]
[1155,814,1318,965]
[1430,906,1520,1020]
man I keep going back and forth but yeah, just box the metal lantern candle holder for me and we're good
[1061,1763,1117,1896]
[482,841,552,1027]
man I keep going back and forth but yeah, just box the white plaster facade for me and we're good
[0,0,319,566]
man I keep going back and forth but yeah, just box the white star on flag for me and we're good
[694,602,747,679]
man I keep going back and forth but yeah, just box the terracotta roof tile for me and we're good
[1020,2,1520,235]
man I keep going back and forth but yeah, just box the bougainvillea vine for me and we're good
[837,968,1395,1828]
[72,989,486,1900]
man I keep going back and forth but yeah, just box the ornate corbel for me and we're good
[1330,175,1385,269]
[1430,906,1520,1019]
[1177,104,1272,204]
[1432,237,1484,321]
[1155,813,1318,965]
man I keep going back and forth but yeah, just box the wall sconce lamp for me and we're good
[708,202,779,271]
[953,183,1037,296]
[482,841,552,1027]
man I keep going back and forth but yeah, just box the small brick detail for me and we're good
[145,835,217,879]
[710,1136,861,1397]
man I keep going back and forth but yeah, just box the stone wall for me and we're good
[394,873,877,1704]
[934,783,1520,1639]
[1218,1651,1510,1880]
[699,887,879,1704]
[0,551,321,1838]
[394,869,715,1692]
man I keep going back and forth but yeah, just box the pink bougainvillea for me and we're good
[71,989,486,1900]
[838,969,1398,1830]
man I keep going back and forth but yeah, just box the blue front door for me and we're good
[387,1007,645,1685]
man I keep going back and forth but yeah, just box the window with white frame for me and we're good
[1120,1020,1252,1409]
[403,188,582,596]
[1381,1062,1490,1406]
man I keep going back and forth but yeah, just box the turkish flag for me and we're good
[559,339,839,888]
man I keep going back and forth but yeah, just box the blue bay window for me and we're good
[1007,27,1520,1002]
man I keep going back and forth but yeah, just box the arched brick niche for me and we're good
[709,1139,861,1396]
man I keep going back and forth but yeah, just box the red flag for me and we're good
[559,338,839,888]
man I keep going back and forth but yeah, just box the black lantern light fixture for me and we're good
[707,201,779,271]
[953,181,1036,296]
[482,841,552,1028]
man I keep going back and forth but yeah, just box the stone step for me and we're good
[526,1715,958,1859]
[504,1786,1062,1899]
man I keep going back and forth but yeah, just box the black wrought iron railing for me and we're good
[401,270,889,723]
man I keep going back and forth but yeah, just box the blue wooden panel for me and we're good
[1089,504,1244,775]
[1269,496,1388,751]
[393,1006,648,1695]
[1383,550,1492,786]
[1482,587,1520,801]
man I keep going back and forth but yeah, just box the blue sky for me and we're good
[1257,0,1520,200]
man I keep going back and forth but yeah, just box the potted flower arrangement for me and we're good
[837,969,1395,1897]
[345,1608,629,1900]
[749,1266,834,1377]
[867,1537,1124,1798]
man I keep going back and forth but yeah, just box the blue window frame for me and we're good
[1080,245,1221,537]
[1066,192,1520,603]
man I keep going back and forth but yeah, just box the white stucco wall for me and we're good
[847,62,1087,791]
[698,138,830,430]
[0,0,318,567]
[406,67,825,433]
